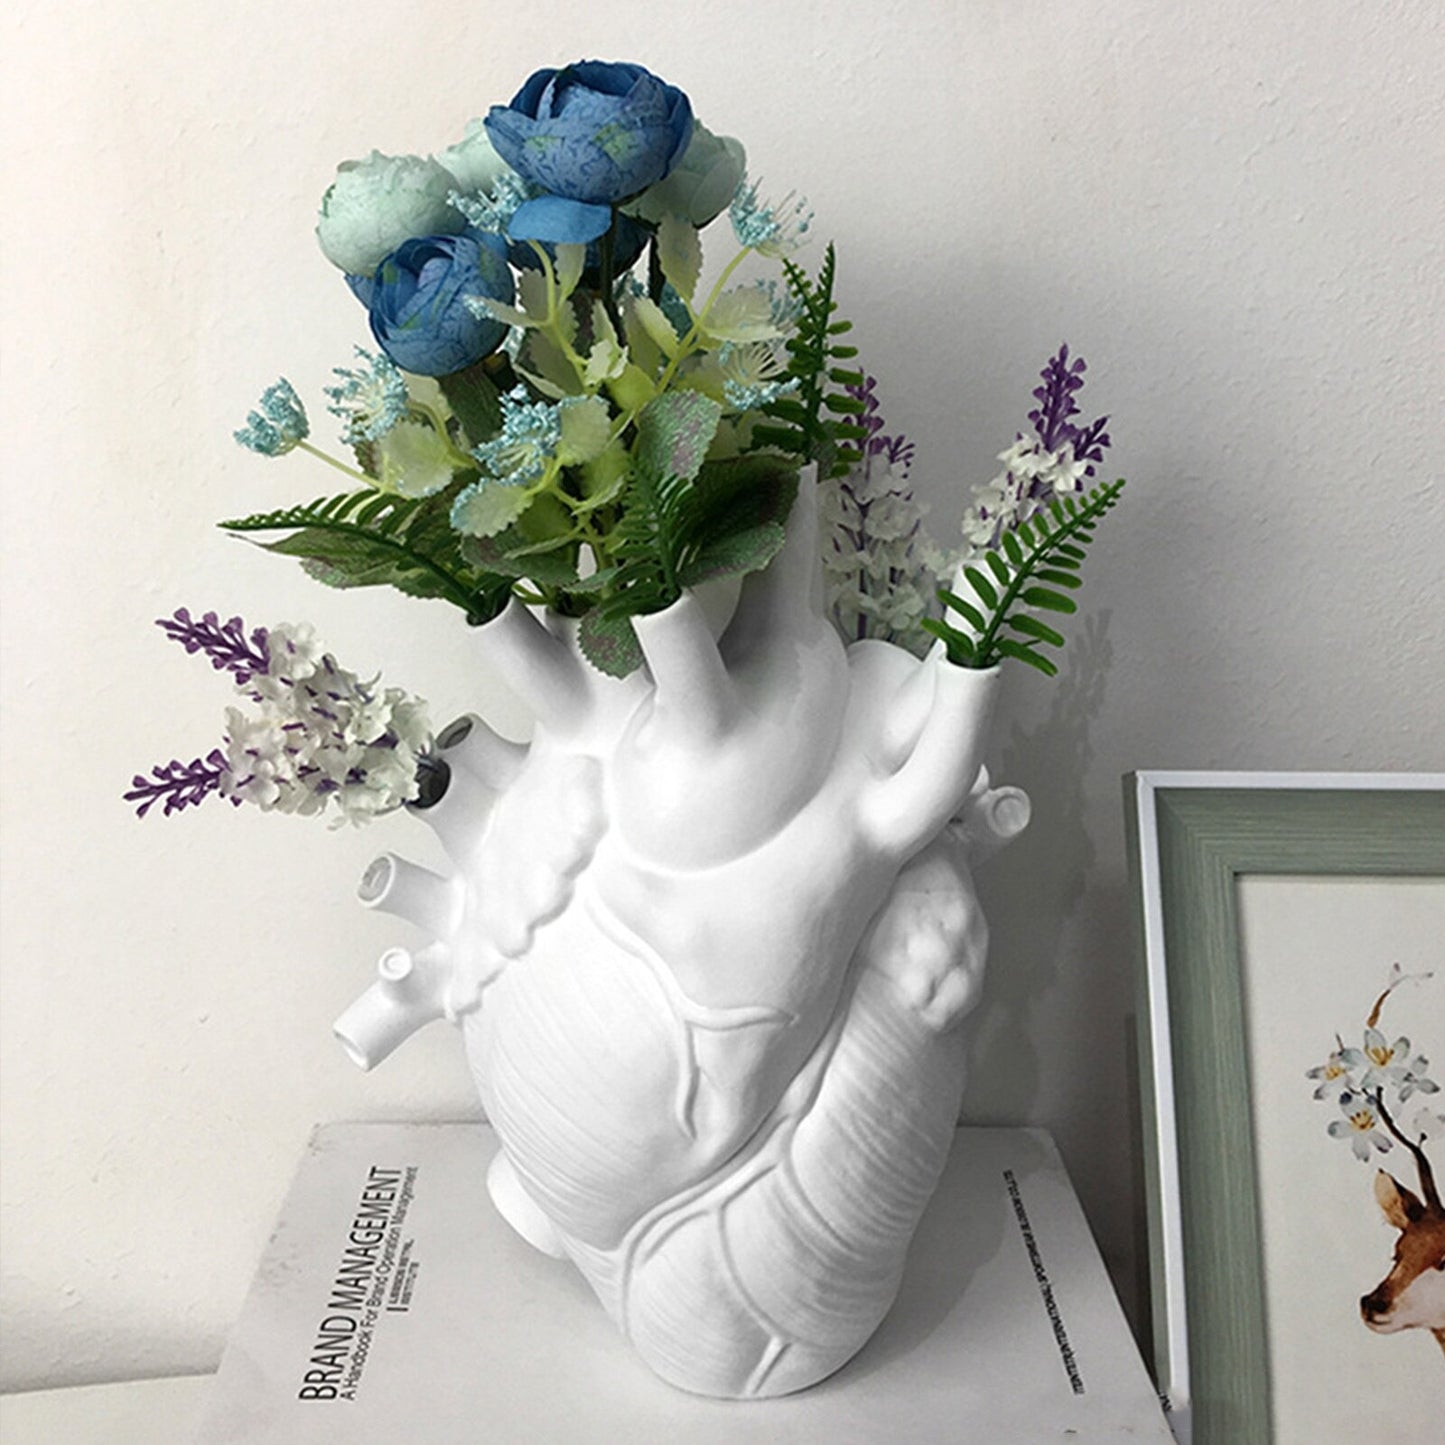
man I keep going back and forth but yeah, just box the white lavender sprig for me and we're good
[820,376,944,655]
[127,614,432,827]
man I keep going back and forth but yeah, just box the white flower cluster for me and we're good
[1307,967,1443,1161]
[820,458,948,657]
[961,437,1092,552]
[219,623,431,826]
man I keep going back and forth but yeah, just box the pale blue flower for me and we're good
[324,348,409,445]
[438,118,513,197]
[729,180,812,257]
[450,170,534,236]
[234,379,309,457]
[471,385,561,487]
[316,151,465,278]
[626,122,746,227]
[719,341,797,411]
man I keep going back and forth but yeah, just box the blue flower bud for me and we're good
[485,61,693,230]
[364,231,515,377]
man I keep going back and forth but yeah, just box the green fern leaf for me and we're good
[963,565,998,609]
[1021,586,1078,613]
[220,484,508,624]
[933,477,1125,675]
[996,637,1059,676]
[1036,567,1084,589]
[1006,613,1067,648]
[921,617,977,663]
[937,588,987,634]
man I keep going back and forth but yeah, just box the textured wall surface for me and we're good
[3,0,1442,1391]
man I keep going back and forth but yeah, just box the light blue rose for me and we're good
[438,119,513,197]
[485,61,692,245]
[626,123,746,227]
[316,150,465,277]
[358,231,514,377]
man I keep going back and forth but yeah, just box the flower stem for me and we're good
[654,245,752,396]
[297,440,370,484]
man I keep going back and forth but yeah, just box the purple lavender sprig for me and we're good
[1027,343,1111,475]
[845,375,918,476]
[124,751,236,818]
[156,608,270,684]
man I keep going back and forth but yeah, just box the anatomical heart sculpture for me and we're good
[129,58,1124,1397]
[336,485,1026,1396]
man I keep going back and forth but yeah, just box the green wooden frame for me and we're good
[1123,772,1445,1445]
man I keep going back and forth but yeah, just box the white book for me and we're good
[195,1123,1173,1443]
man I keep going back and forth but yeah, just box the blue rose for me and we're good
[356,231,515,377]
[485,61,692,244]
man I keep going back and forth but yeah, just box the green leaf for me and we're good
[679,521,786,588]
[635,390,723,488]
[749,423,804,452]
[986,551,1012,586]
[921,617,978,665]
[1036,567,1084,589]
[438,363,503,446]
[1006,613,1067,648]
[554,243,586,301]
[221,484,507,623]
[765,398,808,425]
[578,607,644,678]
[684,455,798,549]
[963,565,998,609]
[631,294,682,358]
[461,532,580,586]
[450,481,533,539]
[1002,530,1025,567]
[656,213,702,302]
[1021,586,1078,614]
[996,637,1059,676]
[937,588,987,634]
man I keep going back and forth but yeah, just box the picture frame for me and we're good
[1123,771,1445,1445]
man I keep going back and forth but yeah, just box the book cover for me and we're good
[195,1123,1172,1443]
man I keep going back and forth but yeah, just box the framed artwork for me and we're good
[1124,772,1445,1445]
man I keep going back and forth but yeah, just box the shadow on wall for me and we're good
[961,611,1114,1121]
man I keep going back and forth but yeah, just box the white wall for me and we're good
[3,0,1442,1392]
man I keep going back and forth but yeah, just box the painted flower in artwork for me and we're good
[1306,1048,1355,1101]
[1340,1028,1440,1101]
[1328,1097,1394,1162]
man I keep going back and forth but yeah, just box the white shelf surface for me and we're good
[3,1125,1174,1444]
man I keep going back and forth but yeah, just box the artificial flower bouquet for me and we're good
[129,59,1123,826]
